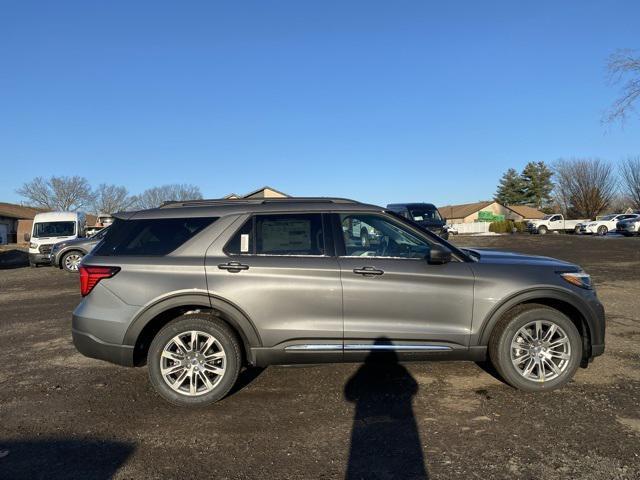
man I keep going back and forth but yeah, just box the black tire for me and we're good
[488,304,582,392]
[148,314,242,407]
[537,225,548,235]
[597,225,608,236]
[61,250,84,273]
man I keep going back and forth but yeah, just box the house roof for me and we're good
[0,202,45,220]
[438,201,494,220]
[223,186,290,199]
[504,204,546,219]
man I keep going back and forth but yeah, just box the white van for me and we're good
[27,211,86,267]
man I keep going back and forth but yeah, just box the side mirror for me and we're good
[428,244,452,265]
[24,233,31,242]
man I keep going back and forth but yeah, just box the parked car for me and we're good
[50,226,110,272]
[386,203,449,239]
[26,211,87,267]
[616,216,640,236]
[580,213,640,236]
[527,214,590,235]
[72,197,605,407]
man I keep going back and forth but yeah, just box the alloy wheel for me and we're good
[64,253,83,272]
[510,320,571,382]
[160,330,226,396]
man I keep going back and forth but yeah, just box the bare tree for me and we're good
[604,49,640,124]
[553,158,618,219]
[619,156,640,210]
[132,184,203,209]
[17,176,94,211]
[91,184,135,214]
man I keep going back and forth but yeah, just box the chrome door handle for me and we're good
[218,261,249,272]
[353,267,384,276]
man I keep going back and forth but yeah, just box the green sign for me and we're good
[477,211,505,222]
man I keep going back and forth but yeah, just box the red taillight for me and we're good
[79,265,120,296]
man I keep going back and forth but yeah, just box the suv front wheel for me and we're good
[489,305,582,391]
[148,314,241,407]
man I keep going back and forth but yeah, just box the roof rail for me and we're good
[159,197,360,209]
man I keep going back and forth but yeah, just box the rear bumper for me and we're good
[72,328,134,366]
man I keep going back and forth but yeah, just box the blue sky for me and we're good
[1,1,639,207]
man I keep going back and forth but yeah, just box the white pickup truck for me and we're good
[527,214,590,235]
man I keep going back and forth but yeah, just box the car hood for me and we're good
[462,248,579,269]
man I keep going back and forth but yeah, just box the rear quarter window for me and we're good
[93,217,216,256]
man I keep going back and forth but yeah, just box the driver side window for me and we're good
[339,214,430,259]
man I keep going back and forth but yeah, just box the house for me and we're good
[438,201,545,224]
[504,204,547,221]
[0,202,45,244]
[223,186,290,199]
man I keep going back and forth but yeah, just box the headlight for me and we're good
[29,242,38,249]
[560,272,592,290]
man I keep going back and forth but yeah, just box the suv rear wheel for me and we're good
[148,314,241,407]
[489,305,582,391]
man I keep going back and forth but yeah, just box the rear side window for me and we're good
[225,214,325,256]
[93,217,216,256]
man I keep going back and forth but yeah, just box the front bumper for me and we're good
[585,294,606,359]
[617,225,639,235]
[72,328,134,367]
[28,252,52,265]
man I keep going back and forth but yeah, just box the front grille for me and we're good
[39,244,53,254]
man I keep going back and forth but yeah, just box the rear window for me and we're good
[93,217,216,256]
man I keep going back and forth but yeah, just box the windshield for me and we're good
[600,215,615,221]
[408,207,442,222]
[542,215,555,220]
[33,221,76,238]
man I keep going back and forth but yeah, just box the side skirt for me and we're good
[251,345,487,368]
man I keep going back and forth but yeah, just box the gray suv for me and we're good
[51,227,110,272]
[72,198,605,407]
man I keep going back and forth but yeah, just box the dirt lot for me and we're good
[1,235,639,479]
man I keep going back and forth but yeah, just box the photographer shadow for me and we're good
[344,337,428,480]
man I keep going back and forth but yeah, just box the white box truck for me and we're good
[26,211,86,267]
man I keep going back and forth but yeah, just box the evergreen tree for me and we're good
[521,161,554,209]
[494,168,526,205]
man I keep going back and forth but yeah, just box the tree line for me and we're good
[494,157,640,219]
[16,177,203,214]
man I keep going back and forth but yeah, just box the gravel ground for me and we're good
[0,235,639,479]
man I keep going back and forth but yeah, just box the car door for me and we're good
[334,212,475,359]
[204,212,343,360]
[549,215,563,230]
